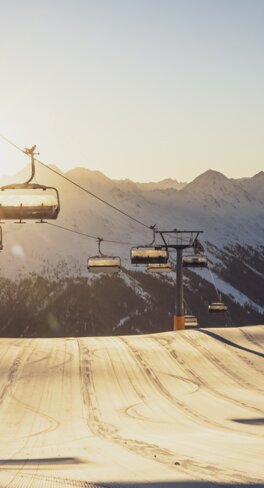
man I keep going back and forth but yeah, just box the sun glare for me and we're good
[0,194,57,207]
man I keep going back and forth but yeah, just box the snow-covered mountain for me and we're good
[134,178,186,191]
[0,165,263,271]
[237,171,264,204]
[0,165,263,335]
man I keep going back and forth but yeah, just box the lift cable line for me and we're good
[36,159,151,230]
[197,237,229,320]
[0,133,152,231]
[36,159,151,229]
[207,261,222,301]
[0,133,26,156]
[47,221,140,246]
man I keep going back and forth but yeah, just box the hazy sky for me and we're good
[0,0,263,181]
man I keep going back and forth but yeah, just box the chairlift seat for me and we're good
[87,256,121,274]
[131,247,168,265]
[147,263,172,273]
[208,302,228,313]
[184,315,198,327]
[0,184,60,221]
[183,255,208,268]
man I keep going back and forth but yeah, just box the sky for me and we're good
[0,0,263,182]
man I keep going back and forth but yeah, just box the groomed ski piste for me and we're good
[0,326,263,488]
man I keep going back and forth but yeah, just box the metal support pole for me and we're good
[156,229,204,331]
[174,248,185,331]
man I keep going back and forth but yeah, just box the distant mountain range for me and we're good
[0,165,263,336]
[134,178,187,191]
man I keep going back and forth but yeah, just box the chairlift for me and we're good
[184,315,198,327]
[0,145,60,223]
[87,238,121,274]
[0,225,3,251]
[182,255,208,268]
[131,246,168,265]
[131,225,169,265]
[147,262,172,273]
[208,302,228,313]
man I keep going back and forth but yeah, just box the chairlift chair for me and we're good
[208,302,228,313]
[88,256,121,273]
[184,315,198,327]
[147,262,172,273]
[87,238,121,274]
[131,226,169,265]
[0,145,60,223]
[182,255,208,268]
[131,246,168,265]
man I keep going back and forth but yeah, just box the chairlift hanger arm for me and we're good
[23,146,37,184]
[97,237,104,256]
[20,145,40,185]
[36,158,152,230]
[149,224,157,245]
[0,135,38,181]
[157,231,169,249]
[0,144,40,190]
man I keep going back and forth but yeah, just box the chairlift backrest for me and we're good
[208,302,228,313]
[131,246,168,265]
[87,256,121,274]
[182,255,208,268]
[184,315,198,327]
[147,262,172,273]
[0,184,60,222]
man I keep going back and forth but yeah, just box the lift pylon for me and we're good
[156,230,204,331]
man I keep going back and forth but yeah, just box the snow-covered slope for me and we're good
[0,326,263,486]
[238,171,264,204]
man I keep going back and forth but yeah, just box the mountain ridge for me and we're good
[0,164,263,334]
[1,164,263,187]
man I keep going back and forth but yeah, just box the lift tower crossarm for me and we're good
[156,230,203,249]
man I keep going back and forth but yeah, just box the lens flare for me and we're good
[11,244,25,260]
[47,313,61,333]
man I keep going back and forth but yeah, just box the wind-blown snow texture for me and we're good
[0,326,263,487]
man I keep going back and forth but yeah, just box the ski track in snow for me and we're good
[0,326,263,487]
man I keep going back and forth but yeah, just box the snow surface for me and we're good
[0,325,263,487]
